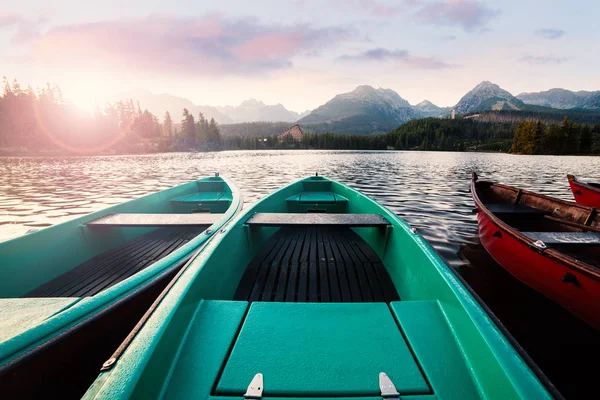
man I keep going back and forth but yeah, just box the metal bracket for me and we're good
[244,373,263,399]
[379,372,400,398]
[532,240,547,250]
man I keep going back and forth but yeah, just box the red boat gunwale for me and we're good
[567,174,600,208]
[471,172,600,330]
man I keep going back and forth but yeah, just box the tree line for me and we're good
[222,132,387,150]
[384,117,516,152]
[0,77,221,154]
[509,117,600,155]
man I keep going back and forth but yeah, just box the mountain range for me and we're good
[117,82,599,135]
[113,89,307,124]
[216,99,310,123]
[517,88,600,110]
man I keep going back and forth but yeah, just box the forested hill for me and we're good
[385,117,600,154]
[466,109,600,125]
[384,118,516,152]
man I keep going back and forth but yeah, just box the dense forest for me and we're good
[219,121,293,137]
[384,118,516,151]
[0,77,222,154]
[509,118,600,155]
[467,109,600,125]
[222,132,387,150]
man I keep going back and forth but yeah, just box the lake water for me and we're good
[1,150,599,398]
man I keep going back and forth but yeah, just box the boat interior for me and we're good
[0,177,232,301]
[588,182,600,189]
[475,180,600,268]
[109,177,543,400]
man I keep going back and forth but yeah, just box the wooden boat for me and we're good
[471,172,600,330]
[0,175,242,398]
[84,175,555,400]
[568,174,600,207]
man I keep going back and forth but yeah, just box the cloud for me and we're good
[415,0,499,32]
[0,12,47,43]
[357,0,408,16]
[20,14,356,76]
[338,47,454,69]
[520,55,569,65]
[535,28,565,40]
[441,34,457,40]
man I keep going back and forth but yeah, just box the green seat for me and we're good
[216,302,429,397]
[171,192,231,213]
[286,192,348,212]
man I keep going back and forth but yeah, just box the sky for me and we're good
[1,0,599,112]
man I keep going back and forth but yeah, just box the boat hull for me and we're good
[472,174,600,330]
[568,174,600,208]
[476,208,600,329]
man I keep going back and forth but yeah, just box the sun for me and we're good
[59,77,117,114]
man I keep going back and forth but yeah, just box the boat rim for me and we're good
[568,174,600,193]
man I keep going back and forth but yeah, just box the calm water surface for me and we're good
[1,150,599,398]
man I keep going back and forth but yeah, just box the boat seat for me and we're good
[286,192,349,213]
[522,231,600,245]
[244,213,390,227]
[171,192,232,213]
[87,213,220,228]
[170,192,229,204]
[486,204,549,216]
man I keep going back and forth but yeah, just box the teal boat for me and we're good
[85,176,556,399]
[0,175,242,398]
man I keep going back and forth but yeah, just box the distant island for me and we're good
[1,77,599,156]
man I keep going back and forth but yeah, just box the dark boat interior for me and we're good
[233,227,400,303]
[586,181,600,189]
[475,180,600,269]
[25,227,204,298]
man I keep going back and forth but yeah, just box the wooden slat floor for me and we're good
[234,227,400,303]
[24,227,203,298]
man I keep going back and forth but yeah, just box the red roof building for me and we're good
[278,124,304,142]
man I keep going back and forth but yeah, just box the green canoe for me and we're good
[0,175,242,398]
[85,176,555,400]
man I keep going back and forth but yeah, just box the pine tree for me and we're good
[163,111,173,137]
[181,108,196,148]
[580,125,593,154]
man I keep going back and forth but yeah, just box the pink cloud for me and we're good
[20,14,356,76]
[0,12,48,43]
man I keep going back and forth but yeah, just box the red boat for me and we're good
[471,172,600,330]
[568,174,600,208]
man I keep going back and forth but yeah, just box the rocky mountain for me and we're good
[517,88,600,109]
[413,100,450,117]
[451,81,527,115]
[113,89,233,124]
[216,99,305,123]
[580,93,600,110]
[297,85,422,133]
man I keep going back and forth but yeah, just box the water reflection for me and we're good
[1,150,599,398]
